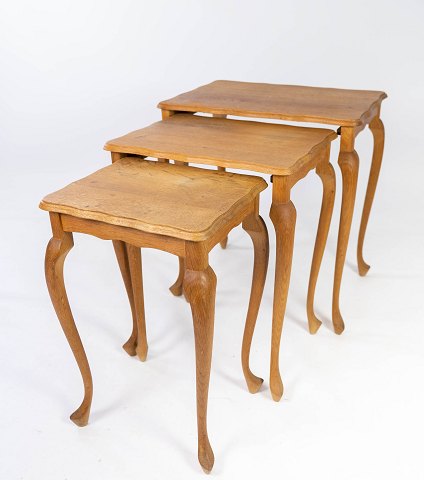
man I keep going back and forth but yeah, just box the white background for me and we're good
[1,1,424,478]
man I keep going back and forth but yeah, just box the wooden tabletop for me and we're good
[40,157,266,241]
[104,114,337,175]
[158,80,387,127]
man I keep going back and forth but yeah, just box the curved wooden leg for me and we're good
[269,183,296,402]
[357,116,385,276]
[112,240,137,356]
[333,147,359,334]
[306,161,336,334]
[241,213,269,393]
[45,213,93,427]
[126,245,148,362]
[169,256,185,297]
[184,260,216,473]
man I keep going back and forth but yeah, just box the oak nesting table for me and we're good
[105,113,338,402]
[40,157,268,473]
[158,80,387,335]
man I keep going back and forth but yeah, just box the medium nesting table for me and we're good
[40,157,268,473]
[105,113,337,401]
[158,80,387,333]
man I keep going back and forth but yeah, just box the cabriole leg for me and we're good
[184,244,216,473]
[241,212,269,393]
[333,129,359,334]
[306,159,336,334]
[357,116,385,276]
[269,177,296,402]
[112,240,138,356]
[126,245,148,362]
[45,213,93,427]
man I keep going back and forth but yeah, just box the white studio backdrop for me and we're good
[1,1,424,479]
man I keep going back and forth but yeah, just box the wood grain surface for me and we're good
[40,157,266,241]
[158,80,387,126]
[104,114,336,175]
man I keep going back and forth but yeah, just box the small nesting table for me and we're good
[158,80,387,333]
[40,157,268,473]
[105,114,337,401]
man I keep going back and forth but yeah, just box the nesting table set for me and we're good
[40,80,386,473]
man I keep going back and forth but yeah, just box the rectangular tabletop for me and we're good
[40,157,266,241]
[104,114,337,176]
[158,80,387,127]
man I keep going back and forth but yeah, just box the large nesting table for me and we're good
[158,80,387,334]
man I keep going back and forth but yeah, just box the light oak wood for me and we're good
[333,128,359,334]
[105,117,337,401]
[158,80,387,127]
[168,113,228,298]
[62,214,186,257]
[127,244,148,361]
[110,152,141,351]
[213,113,229,248]
[106,114,336,348]
[213,114,228,173]
[106,115,334,346]
[112,240,138,356]
[41,160,268,472]
[40,157,265,241]
[159,81,388,335]
[169,256,185,297]
[241,205,269,393]
[269,177,296,401]
[306,154,336,334]
[357,116,385,275]
[105,114,336,175]
[184,258,217,473]
[45,213,93,427]
[219,236,228,249]
[159,109,173,164]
